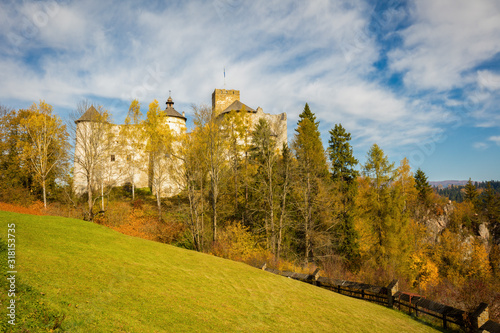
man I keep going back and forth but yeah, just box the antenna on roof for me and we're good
[224,67,226,90]
[169,90,171,98]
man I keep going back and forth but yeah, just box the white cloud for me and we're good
[0,0,496,165]
[389,0,500,91]
[473,142,489,150]
[489,136,500,146]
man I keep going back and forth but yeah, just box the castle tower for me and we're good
[212,89,240,115]
[163,95,187,134]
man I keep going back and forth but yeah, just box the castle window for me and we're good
[111,155,115,162]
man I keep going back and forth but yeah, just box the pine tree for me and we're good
[328,123,360,269]
[464,178,478,204]
[414,168,432,206]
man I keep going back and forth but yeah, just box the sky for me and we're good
[1,0,499,181]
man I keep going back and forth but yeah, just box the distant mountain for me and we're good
[429,180,469,188]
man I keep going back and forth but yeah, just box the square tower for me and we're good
[212,89,240,115]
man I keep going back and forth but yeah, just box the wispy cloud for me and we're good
[0,0,499,179]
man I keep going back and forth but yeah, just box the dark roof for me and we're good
[75,105,105,123]
[221,100,256,114]
[165,96,186,120]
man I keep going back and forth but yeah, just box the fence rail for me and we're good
[259,264,500,332]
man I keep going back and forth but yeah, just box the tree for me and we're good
[291,103,329,262]
[395,158,418,212]
[119,99,144,200]
[414,168,432,207]
[175,127,207,251]
[360,144,396,266]
[363,143,394,192]
[143,99,173,220]
[0,106,31,199]
[479,182,500,226]
[221,109,248,220]
[73,101,115,221]
[328,123,360,269]
[328,123,359,183]
[18,101,69,208]
[250,118,278,254]
[193,104,228,242]
[276,143,292,261]
[464,178,478,204]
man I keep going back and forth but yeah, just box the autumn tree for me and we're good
[192,104,228,242]
[73,101,115,221]
[119,99,144,200]
[175,127,207,251]
[143,99,174,220]
[0,106,32,202]
[328,123,360,269]
[291,103,330,262]
[18,101,69,208]
[359,144,396,266]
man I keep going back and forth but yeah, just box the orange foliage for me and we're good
[0,201,45,215]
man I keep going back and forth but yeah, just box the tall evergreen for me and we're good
[292,103,329,262]
[414,168,432,206]
[464,178,478,204]
[328,123,360,269]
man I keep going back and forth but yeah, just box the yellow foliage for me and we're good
[434,229,491,284]
[211,222,271,265]
[408,253,439,291]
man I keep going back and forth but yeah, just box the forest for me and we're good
[1,100,499,322]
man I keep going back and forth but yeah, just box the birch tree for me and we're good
[73,101,114,221]
[119,99,143,200]
[143,99,173,220]
[18,101,69,208]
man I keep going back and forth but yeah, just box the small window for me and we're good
[111,155,115,162]
[127,155,131,161]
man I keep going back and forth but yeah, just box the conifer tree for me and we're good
[328,123,360,269]
[414,168,432,206]
[464,178,478,204]
[250,118,278,253]
[360,144,396,266]
[292,103,329,262]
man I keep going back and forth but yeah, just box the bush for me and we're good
[211,222,272,266]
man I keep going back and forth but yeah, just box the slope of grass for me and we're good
[0,211,440,332]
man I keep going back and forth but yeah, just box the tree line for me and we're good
[1,100,500,301]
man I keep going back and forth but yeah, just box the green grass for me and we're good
[0,211,441,332]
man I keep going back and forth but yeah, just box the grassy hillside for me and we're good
[0,211,440,332]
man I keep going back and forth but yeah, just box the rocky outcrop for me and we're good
[421,201,454,243]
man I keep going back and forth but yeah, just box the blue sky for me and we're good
[1,0,499,181]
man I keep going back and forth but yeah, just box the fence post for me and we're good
[310,268,320,285]
[470,302,489,330]
[386,279,398,308]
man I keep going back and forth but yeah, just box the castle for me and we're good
[73,89,287,197]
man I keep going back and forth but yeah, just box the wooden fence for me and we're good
[259,264,500,332]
